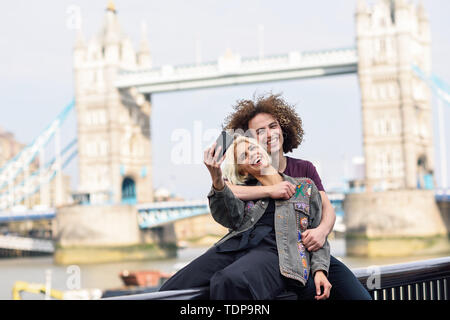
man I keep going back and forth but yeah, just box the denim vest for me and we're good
[207,173,330,286]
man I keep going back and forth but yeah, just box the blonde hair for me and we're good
[222,135,271,185]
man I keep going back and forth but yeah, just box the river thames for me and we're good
[0,238,448,300]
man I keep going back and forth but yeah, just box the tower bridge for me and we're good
[0,0,449,262]
[115,47,358,93]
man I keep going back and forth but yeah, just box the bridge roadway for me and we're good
[115,48,358,93]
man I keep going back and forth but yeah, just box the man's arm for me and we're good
[302,191,336,252]
[225,181,271,201]
[318,191,336,236]
[225,180,296,201]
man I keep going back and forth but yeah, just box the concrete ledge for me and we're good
[343,190,448,238]
[54,243,177,265]
[345,234,450,257]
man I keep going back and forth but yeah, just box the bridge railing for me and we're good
[352,256,450,300]
[0,235,54,253]
[102,256,450,300]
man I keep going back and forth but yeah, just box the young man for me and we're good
[222,93,371,300]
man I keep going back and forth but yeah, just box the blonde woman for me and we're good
[159,135,331,300]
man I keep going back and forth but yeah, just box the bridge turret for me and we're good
[102,3,121,65]
[73,29,86,69]
[418,4,431,75]
[137,21,152,69]
[121,36,137,70]
[355,0,435,191]
[356,0,368,13]
[355,0,370,66]
[73,2,154,205]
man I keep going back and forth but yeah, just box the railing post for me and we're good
[54,126,64,207]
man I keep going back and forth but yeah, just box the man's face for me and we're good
[248,113,283,155]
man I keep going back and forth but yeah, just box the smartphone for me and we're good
[214,130,235,159]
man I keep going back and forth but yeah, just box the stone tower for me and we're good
[73,2,153,204]
[344,0,448,257]
[356,0,434,191]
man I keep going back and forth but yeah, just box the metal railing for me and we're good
[103,256,450,300]
[352,256,450,300]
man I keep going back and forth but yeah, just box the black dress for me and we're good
[159,194,292,299]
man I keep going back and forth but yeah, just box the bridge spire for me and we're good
[138,21,152,68]
[417,0,428,21]
[356,0,367,13]
[107,0,116,13]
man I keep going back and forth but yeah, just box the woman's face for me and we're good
[234,140,271,177]
[248,113,284,154]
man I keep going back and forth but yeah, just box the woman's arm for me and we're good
[204,143,245,229]
[207,183,245,230]
[225,180,296,201]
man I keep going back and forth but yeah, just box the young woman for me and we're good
[159,135,332,300]
[222,93,372,300]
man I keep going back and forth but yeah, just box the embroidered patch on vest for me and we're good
[294,183,305,197]
[294,201,309,213]
[300,217,308,231]
[298,243,306,257]
[295,181,313,198]
[298,242,305,252]
[302,258,307,268]
[246,201,255,211]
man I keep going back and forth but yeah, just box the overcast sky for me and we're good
[1,0,449,200]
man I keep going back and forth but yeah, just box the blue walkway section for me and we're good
[0,209,56,223]
[136,200,210,229]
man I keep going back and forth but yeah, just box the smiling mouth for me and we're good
[251,156,263,166]
[268,137,279,146]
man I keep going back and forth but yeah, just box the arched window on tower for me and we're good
[121,177,137,204]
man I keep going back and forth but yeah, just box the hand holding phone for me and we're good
[213,130,235,159]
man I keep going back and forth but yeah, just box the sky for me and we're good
[0,0,449,200]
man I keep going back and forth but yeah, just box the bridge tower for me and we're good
[356,0,434,191]
[73,2,153,205]
[344,0,448,257]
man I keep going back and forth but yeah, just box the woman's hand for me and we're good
[204,142,226,190]
[314,271,332,300]
[268,181,296,199]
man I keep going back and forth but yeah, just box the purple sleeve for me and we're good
[307,162,325,192]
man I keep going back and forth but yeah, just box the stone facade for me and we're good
[54,204,176,264]
[345,1,449,257]
[344,190,446,238]
[174,214,228,246]
[356,0,434,191]
[73,5,153,205]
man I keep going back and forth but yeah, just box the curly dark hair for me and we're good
[222,93,304,153]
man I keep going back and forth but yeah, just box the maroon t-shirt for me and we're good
[283,156,325,192]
